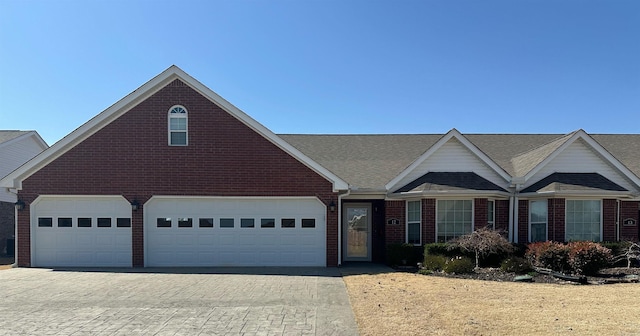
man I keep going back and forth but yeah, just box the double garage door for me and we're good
[31,196,326,267]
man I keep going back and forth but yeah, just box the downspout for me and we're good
[337,189,350,266]
[12,189,18,268]
[513,195,519,244]
[616,200,621,241]
[508,195,514,242]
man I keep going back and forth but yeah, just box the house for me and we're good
[1,66,638,268]
[0,131,48,256]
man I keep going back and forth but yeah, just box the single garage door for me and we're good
[31,196,132,267]
[145,197,326,267]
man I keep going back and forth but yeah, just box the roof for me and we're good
[520,173,627,193]
[393,172,508,194]
[282,133,640,191]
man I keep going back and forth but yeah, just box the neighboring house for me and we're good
[1,66,638,268]
[0,131,48,256]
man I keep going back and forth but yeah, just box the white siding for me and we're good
[390,138,509,192]
[0,134,46,202]
[525,138,638,192]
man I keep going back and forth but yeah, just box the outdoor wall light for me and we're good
[131,200,140,211]
[15,199,25,211]
[329,200,336,212]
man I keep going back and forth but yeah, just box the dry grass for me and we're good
[344,271,640,336]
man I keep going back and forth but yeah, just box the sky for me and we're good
[0,0,639,146]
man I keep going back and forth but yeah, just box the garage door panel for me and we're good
[32,196,132,267]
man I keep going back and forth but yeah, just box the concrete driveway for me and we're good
[0,267,358,335]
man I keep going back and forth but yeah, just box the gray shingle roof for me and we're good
[394,172,508,193]
[0,131,31,145]
[520,173,627,193]
[281,133,640,190]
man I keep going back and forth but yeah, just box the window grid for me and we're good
[529,200,547,242]
[436,200,473,242]
[566,200,601,241]
[487,200,495,229]
[168,105,188,146]
[406,200,421,245]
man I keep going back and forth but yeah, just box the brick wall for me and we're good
[518,200,529,243]
[0,202,14,256]
[423,199,436,244]
[384,200,405,244]
[474,198,488,229]
[495,199,509,233]
[620,201,640,242]
[17,79,338,267]
[603,199,617,242]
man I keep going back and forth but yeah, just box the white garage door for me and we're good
[31,196,132,267]
[145,197,326,267]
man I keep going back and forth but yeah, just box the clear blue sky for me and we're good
[1,0,638,145]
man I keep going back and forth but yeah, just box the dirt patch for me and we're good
[0,256,14,270]
[343,269,640,335]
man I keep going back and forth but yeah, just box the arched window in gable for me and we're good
[168,105,188,146]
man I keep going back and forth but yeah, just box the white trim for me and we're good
[487,199,495,230]
[405,199,422,245]
[390,190,511,199]
[528,199,548,242]
[0,66,348,192]
[385,129,512,191]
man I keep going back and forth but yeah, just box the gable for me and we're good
[1,66,347,192]
[387,137,510,194]
[524,138,639,192]
[0,132,47,202]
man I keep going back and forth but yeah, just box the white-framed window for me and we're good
[566,199,602,241]
[436,200,473,242]
[406,200,421,245]
[487,200,495,229]
[529,199,547,242]
[168,105,188,146]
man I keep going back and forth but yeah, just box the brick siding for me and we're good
[17,79,338,267]
[0,202,14,256]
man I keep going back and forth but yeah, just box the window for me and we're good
[529,200,547,242]
[116,218,131,228]
[157,218,172,228]
[301,219,316,228]
[436,200,473,242]
[178,218,193,228]
[38,217,52,227]
[281,218,295,228]
[220,218,234,228]
[199,218,214,228]
[566,200,602,241]
[241,218,255,228]
[97,218,112,228]
[487,200,495,229]
[58,217,72,228]
[406,200,421,245]
[261,218,275,228]
[78,218,92,228]
[168,105,188,146]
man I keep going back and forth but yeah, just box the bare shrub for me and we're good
[448,227,514,269]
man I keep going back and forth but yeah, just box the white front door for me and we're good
[144,197,326,267]
[31,196,132,267]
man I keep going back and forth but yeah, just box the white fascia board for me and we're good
[387,190,512,199]
[0,65,348,192]
[523,130,640,189]
[384,129,512,191]
[517,190,635,199]
[172,67,349,191]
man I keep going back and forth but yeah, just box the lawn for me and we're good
[343,271,640,335]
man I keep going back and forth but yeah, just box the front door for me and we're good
[343,203,372,261]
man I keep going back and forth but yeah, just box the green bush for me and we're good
[500,257,533,274]
[386,243,420,267]
[443,257,475,274]
[422,254,447,271]
[525,241,571,273]
[567,241,612,275]
[424,243,468,258]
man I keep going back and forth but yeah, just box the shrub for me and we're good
[448,227,514,268]
[500,257,533,274]
[386,243,420,267]
[567,241,612,275]
[443,257,475,274]
[424,243,464,258]
[422,254,447,271]
[525,241,571,273]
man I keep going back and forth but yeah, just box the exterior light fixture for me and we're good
[131,200,140,211]
[329,200,336,212]
[15,199,25,211]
